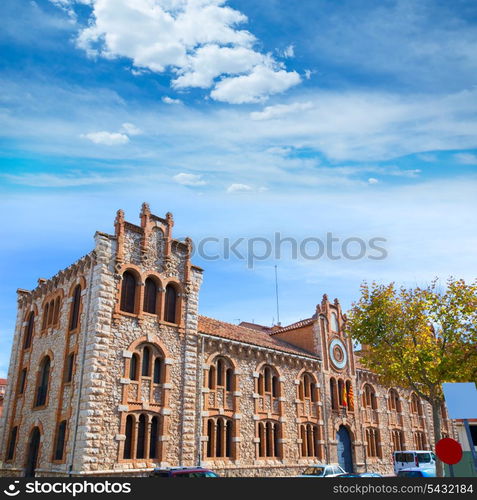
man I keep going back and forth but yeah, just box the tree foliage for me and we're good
[347,278,477,476]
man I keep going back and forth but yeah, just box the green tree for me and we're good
[347,278,477,477]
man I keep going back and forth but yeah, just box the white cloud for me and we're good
[266,146,292,155]
[227,183,253,193]
[3,172,121,187]
[417,153,437,162]
[368,177,379,184]
[454,152,477,165]
[53,0,300,103]
[81,131,130,145]
[173,172,207,186]
[162,96,182,104]
[120,122,142,136]
[211,65,301,104]
[304,69,312,80]
[81,122,141,145]
[281,44,295,58]
[250,101,313,120]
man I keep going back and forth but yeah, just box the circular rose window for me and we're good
[329,338,347,369]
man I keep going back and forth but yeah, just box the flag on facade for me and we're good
[348,384,354,411]
[342,384,347,407]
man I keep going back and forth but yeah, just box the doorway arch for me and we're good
[25,427,41,477]
[336,425,353,472]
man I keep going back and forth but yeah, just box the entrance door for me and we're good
[25,427,41,477]
[336,425,353,472]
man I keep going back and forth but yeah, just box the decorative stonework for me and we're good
[0,205,454,478]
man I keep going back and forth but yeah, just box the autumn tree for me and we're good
[347,278,477,477]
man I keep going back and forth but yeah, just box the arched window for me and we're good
[23,312,34,349]
[47,300,54,326]
[300,423,321,457]
[123,415,134,459]
[258,421,281,458]
[392,429,405,451]
[258,365,279,398]
[69,285,81,331]
[164,284,177,323]
[346,380,354,411]
[388,389,401,412]
[414,431,426,449]
[330,377,338,410]
[366,428,381,458]
[130,354,139,381]
[64,353,75,383]
[120,271,137,313]
[42,303,49,330]
[338,379,345,406]
[142,346,151,377]
[216,418,224,457]
[143,278,158,314]
[35,356,51,407]
[264,367,271,392]
[363,384,377,409]
[136,414,146,459]
[272,375,279,397]
[25,427,41,477]
[331,312,339,332]
[206,417,233,458]
[225,420,232,458]
[410,393,422,415]
[217,359,224,386]
[258,422,265,457]
[207,419,214,457]
[6,426,18,461]
[18,368,27,394]
[299,373,317,403]
[153,357,163,384]
[226,368,233,391]
[126,343,165,407]
[150,416,159,459]
[54,421,67,460]
[53,297,61,325]
[208,357,234,392]
[208,365,216,390]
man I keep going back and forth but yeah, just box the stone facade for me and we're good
[0,204,454,477]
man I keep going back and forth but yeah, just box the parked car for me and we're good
[150,467,219,477]
[337,472,382,477]
[393,450,436,475]
[397,467,436,478]
[297,464,346,477]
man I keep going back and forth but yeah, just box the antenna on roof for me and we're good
[275,265,281,326]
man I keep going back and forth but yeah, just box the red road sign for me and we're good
[435,438,463,465]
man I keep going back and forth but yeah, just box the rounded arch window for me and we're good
[143,277,158,314]
[35,355,51,407]
[164,284,178,323]
[120,271,137,313]
[330,312,339,332]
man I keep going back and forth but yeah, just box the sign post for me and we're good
[442,383,477,474]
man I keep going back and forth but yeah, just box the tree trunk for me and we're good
[431,400,444,477]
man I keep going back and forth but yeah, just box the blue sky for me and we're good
[1,0,477,377]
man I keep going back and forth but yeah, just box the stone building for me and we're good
[0,379,7,418]
[0,204,453,477]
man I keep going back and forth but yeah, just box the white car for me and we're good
[393,451,436,475]
[297,464,347,477]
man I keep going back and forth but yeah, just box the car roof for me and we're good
[153,467,212,472]
[394,450,432,453]
[307,463,341,467]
